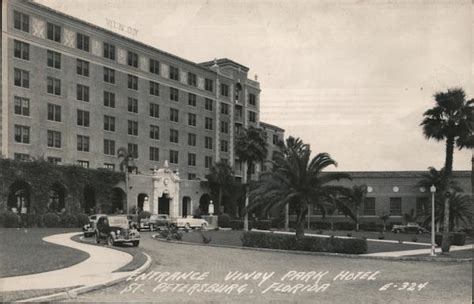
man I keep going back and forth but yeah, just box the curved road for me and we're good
[70,231,472,304]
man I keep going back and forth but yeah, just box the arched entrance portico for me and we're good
[8,181,32,214]
[137,193,149,213]
[152,160,180,218]
[158,193,170,215]
[199,194,211,215]
[111,187,126,214]
[83,185,96,214]
[48,182,66,213]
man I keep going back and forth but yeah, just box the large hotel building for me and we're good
[1,0,284,216]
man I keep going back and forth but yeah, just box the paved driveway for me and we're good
[70,232,472,303]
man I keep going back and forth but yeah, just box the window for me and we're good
[188,133,196,146]
[104,163,115,170]
[14,11,30,32]
[188,153,196,166]
[363,198,376,215]
[128,75,138,90]
[416,197,429,216]
[128,143,138,158]
[170,108,179,122]
[170,87,179,101]
[14,68,29,88]
[205,156,213,169]
[76,33,90,52]
[221,140,229,152]
[104,91,115,108]
[150,103,159,118]
[149,59,160,74]
[103,42,116,60]
[205,136,213,149]
[47,77,61,95]
[220,121,229,134]
[150,147,160,161]
[47,104,61,122]
[14,125,30,143]
[46,50,61,69]
[128,120,138,136]
[14,96,30,116]
[78,160,89,168]
[205,98,213,111]
[205,117,213,130]
[16,154,31,162]
[150,81,160,96]
[170,150,179,164]
[14,40,29,60]
[235,124,243,135]
[170,129,179,143]
[104,67,115,83]
[188,72,196,86]
[128,51,138,67]
[188,113,196,127]
[390,197,402,216]
[188,93,196,106]
[249,93,256,106]
[205,78,213,92]
[150,125,160,140]
[47,130,61,148]
[77,135,90,152]
[220,83,229,97]
[76,59,89,76]
[77,110,90,127]
[47,157,61,164]
[221,103,229,115]
[128,97,138,113]
[77,84,90,102]
[248,111,256,123]
[47,23,61,43]
[169,66,179,81]
[104,139,115,155]
[104,115,115,132]
[188,173,197,180]
[273,134,279,145]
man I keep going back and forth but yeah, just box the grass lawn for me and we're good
[0,228,89,278]
[179,229,431,254]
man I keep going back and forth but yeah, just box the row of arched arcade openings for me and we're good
[6,180,127,215]
[135,193,212,216]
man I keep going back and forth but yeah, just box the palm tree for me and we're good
[117,147,136,214]
[235,126,268,231]
[205,160,236,215]
[343,184,367,231]
[248,139,350,237]
[421,87,473,251]
[422,193,473,231]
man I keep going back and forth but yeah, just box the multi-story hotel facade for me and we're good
[1,0,277,216]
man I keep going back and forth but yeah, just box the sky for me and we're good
[36,0,473,171]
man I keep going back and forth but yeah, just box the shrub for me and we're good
[42,213,60,228]
[411,236,418,242]
[334,222,355,231]
[435,233,455,247]
[19,213,39,228]
[311,222,331,230]
[241,232,368,254]
[2,211,19,228]
[271,217,284,229]
[378,234,385,240]
[452,232,466,246]
[138,211,152,219]
[218,213,231,228]
[360,222,377,232]
[76,214,90,227]
[59,213,77,228]
[255,220,272,230]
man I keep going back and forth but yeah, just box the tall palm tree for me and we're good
[248,139,350,237]
[421,87,473,251]
[343,184,368,231]
[117,147,136,214]
[422,193,473,231]
[205,160,236,215]
[235,126,268,231]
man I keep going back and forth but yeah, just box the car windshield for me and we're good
[108,216,129,227]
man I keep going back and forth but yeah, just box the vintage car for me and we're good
[95,215,140,246]
[173,216,209,230]
[126,214,139,230]
[82,214,106,237]
[147,214,171,231]
[391,222,429,234]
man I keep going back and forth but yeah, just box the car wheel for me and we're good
[132,241,139,247]
[107,235,115,246]
[184,223,191,230]
[95,232,101,244]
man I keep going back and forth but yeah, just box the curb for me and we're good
[152,234,472,263]
[18,248,152,302]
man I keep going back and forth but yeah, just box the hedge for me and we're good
[43,213,61,227]
[436,232,466,246]
[2,211,19,228]
[242,232,368,254]
[334,222,355,231]
[218,214,231,228]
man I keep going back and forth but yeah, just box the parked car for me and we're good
[82,214,106,237]
[392,222,429,234]
[139,216,152,231]
[148,214,171,231]
[95,215,140,246]
[126,214,139,230]
[173,216,209,230]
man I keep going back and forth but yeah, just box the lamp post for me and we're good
[430,185,436,256]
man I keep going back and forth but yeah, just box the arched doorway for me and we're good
[137,193,149,213]
[8,181,31,214]
[83,185,96,214]
[48,182,66,213]
[199,194,211,215]
[158,193,170,215]
[182,196,191,217]
[111,187,126,214]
